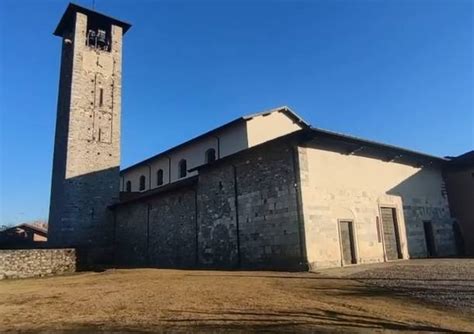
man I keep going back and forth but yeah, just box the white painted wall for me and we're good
[246,111,303,147]
[120,110,303,192]
[121,123,248,191]
[298,145,453,270]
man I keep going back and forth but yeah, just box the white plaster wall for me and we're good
[123,165,149,192]
[218,122,248,157]
[168,136,217,181]
[120,111,301,193]
[246,111,303,147]
[298,146,453,270]
[149,158,171,188]
[121,122,248,191]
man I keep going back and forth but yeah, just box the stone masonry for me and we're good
[46,5,459,271]
[113,130,458,270]
[113,137,306,270]
[114,184,197,267]
[49,6,129,254]
[197,140,305,269]
[0,249,76,280]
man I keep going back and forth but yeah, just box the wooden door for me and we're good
[423,221,437,257]
[380,207,402,260]
[339,221,356,265]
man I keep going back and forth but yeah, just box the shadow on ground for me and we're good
[15,307,458,333]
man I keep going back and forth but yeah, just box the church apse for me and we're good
[48,3,131,252]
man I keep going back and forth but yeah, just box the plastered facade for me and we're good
[120,110,304,194]
[246,111,303,147]
[298,144,456,270]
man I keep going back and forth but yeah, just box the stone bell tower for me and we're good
[48,3,131,254]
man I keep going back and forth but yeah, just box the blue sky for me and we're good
[0,0,472,225]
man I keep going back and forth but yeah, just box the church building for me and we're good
[49,4,459,270]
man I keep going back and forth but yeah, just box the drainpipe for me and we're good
[232,164,242,268]
[165,155,172,184]
[291,145,308,270]
[147,165,152,190]
[211,135,221,159]
[193,188,199,267]
[112,208,117,266]
[146,203,151,266]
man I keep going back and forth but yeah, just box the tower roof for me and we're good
[54,2,132,37]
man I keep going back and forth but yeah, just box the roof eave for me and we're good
[53,2,132,37]
[309,127,448,163]
[243,105,310,128]
[120,106,309,175]
[119,118,245,174]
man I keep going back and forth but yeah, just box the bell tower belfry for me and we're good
[48,3,131,253]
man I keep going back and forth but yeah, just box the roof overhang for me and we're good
[243,105,310,128]
[446,150,474,168]
[120,106,308,175]
[110,176,198,208]
[54,2,132,37]
[305,127,447,167]
[190,127,448,172]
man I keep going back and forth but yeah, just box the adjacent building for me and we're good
[0,224,48,248]
[445,151,474,255]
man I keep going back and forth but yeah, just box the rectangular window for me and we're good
[99,88,104,107]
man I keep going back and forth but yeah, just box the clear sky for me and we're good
[0,0,472,225]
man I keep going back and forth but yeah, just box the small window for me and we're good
[139,175,146,191]
[126,181,131,192]
[205,148,216,163]
[157,169,164,186]
[178,159,187,178]
[99,88,104,107]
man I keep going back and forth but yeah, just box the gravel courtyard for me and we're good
[351,259,474,312]
[0,259,473,333]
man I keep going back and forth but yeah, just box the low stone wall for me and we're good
[0,248,76,279]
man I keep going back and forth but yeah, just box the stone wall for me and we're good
[49,11,123,250]
[196,165,239,268]
[0,249,76,279]
[114,138,306,270]
[445,166,474,255]
[197,142,304,269]
[114,184,197,267]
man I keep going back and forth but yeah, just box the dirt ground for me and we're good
[0,260,473,333]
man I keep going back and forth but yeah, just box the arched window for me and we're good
[139,175,146,191]
[178,159,187,178]
[126,180,131,192]
[205,148,216,163]
[157,169,164,186]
